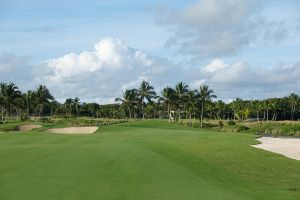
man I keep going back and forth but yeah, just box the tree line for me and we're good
[1,81,300,126]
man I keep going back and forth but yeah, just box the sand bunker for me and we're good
[252,137,300,161]
[48,126,98,134]
[17,125,42,131]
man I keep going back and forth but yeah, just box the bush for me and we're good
[235,125,249,132]
[40,117,52,123]
[21,113,29,121]
[227,120,236,125]
[221,124,249,132]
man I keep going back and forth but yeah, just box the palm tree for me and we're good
[185,90,196,126]
[49,100,60,116]
[25,90,34,117]
[230,98,244,120]
[252,100,262,122]
[64,98,74,116]
[135,81,156,119]
[115,89,137,119]
[195,85,216,128]
[0,84,5,122]
[159,86,176,123]
[74,97,80,117]
[270,98,279,121]
[175,82,189,120]
[34,85,54,117]
[288,93,299,120]
[14,96,26,120]
[215,100,226,120]
[0,82,22,118]
[262,99,271,121]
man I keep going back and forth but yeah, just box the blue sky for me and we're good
[1,0,300,102]
[0,0,175,62]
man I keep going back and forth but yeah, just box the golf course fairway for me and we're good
[0,120,299,200]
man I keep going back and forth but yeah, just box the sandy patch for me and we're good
[17,125,42,131]
[48,126,98,134]
[252,137,300,161]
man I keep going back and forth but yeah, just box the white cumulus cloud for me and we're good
[198,59,300,99]
[41,37,174,102]
[2,38,300,103]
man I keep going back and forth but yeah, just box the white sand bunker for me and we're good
[252,137,300,161]
[48,126,98,134]
[17,125,42,131]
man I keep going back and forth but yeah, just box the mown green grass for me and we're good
[0,120,300,200]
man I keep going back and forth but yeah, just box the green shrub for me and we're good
[227,120,236,125]
[40,117,52,123]
[222,124,249,132]
[21,113,29,121]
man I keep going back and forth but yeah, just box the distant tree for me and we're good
[33,85,54,117]
[215,100,226,120]
[270,98,279,120]
[25,90,34,116]
[252,100,263,122]
[135,81,156,119]
[0,82,22,117]
[159,87,176,123]
[288,93,299,120]
[185,90,196,126]
[115,89,137,119]
[175,82,189,120]
[195,85,216,128]
[64,98,74,116]
[74,97,80,117]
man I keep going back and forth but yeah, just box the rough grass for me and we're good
[241,121,300,137]
[0,120,300,200]
[177,119,300,136]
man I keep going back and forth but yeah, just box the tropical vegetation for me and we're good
[1,81,300,125]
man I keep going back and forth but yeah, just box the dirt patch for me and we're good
[252,137,300,161]
[47,126,98,134]
[17,125,42,131]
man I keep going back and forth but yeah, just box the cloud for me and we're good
[41,37,176,102]
[156,0,290,58]
[0,52,35,89]
[2,38,300,102]
[196,59,300,99]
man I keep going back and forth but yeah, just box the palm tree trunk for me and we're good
[76,105,78,117]
[141,97,144,120]
[1,106,4,122]
[266,109,269,121]
[200,102,204,128]
[39,106,43,117]
[168,104,171,123]
[128,106,132,119]
[27,93,30,116]
[9,103,12,118]
[189,112,192,126]
[293,105,296,120]
[272,112,275,121]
